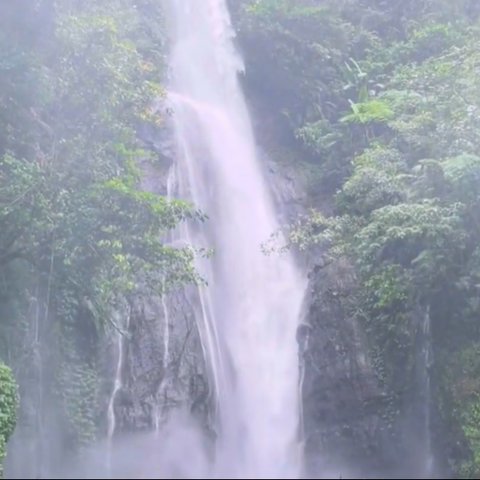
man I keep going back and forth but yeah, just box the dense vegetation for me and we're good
[1,0,480,477]
[232,0,480,476]
[0,365,17,478]
[0,0,200,471]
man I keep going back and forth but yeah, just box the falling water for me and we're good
[160,285,170,377]
[297,323,312,448]
[422,304,434,477]
[166,0,306,477]
[32,285,45,478]
[153,169,176,434]
[153,285,171,434]
[106,309,130,476]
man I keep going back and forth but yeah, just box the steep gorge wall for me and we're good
[227,7,462,477]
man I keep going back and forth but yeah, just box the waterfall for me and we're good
[421,304,434,477]
[153,283,171,434]
[32,285,45,478]
[153,168,176,434]
[297,323,312,450]
[106,308,130,477]
[165,0,306,477]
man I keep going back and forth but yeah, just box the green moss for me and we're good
[57,361,99,448]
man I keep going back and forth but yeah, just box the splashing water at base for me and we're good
[163,0,306,477]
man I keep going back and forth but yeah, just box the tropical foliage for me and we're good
[233,0,480,475]
[0,0,200,457]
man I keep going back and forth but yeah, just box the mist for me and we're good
[1,0,480,478]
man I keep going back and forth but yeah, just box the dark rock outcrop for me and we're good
[301,257,400,478]
[115,291,210,434]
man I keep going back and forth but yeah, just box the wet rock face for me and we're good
[112,125,212,437]
[264,153,309,223]
[301,257,399,478]
[115,292,210,434]
[134,118,440,477]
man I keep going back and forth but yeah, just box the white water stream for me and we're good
[166,0,306,477]
[422,304,434,477]
[106,309,130,477]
